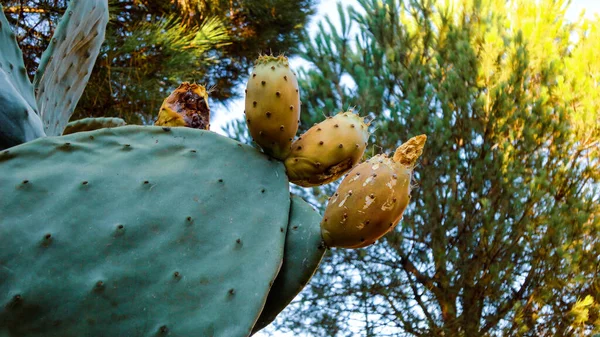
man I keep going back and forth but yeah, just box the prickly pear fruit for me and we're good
[284,111,369,187]
[155,82,210,129]
[244,55,300,159]
[320,135,427,248]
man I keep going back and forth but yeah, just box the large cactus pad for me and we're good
[0,127,290,337]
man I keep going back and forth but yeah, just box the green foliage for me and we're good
[1,0,317,124]
[262,0,600,336]
[0,126,292,337]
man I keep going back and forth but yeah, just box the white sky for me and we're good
[234,1,600,333]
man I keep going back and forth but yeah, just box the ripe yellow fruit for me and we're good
[245,55,300,160]
[284,111,369,187]
[321,135,427,248]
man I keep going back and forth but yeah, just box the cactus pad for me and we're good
[252,196,325,333]
[0,126,290,337]
[33,0,109,136]
[0,5,45,150]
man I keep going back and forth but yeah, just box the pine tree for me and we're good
[2,0,316,124]
[255,0,599,336]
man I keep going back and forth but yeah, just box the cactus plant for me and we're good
[0,4,426,337]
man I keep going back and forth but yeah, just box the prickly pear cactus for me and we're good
[0,126,298,337]
[252,196,326,334]
[244,55,300,160]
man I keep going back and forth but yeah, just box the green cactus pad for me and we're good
[0,5,45,150]
[0,126,289,337]
[34,0,109,136]
[62,117,126,135]
[252,196,326,334]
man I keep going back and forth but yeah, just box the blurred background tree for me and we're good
[1,0,317,124]
[236,0,598,336]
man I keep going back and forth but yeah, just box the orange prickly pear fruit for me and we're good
[320,135,427,248]
[245,55,300,160]
[155,82,210,129]
[284,111,370,187]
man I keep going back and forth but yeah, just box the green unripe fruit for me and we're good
[321,135,427,248]
[284,111,369,187]
[245,55,300,160]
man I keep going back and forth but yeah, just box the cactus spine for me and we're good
[321,135,427,248]
[244,55,300,160]
[284,111,369,187]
